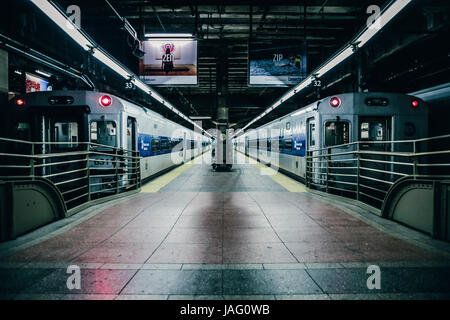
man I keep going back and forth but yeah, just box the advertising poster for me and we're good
[139,39,198,85]
[249,40,307,86]
[25,73,48,93]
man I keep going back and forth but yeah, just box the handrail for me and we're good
[305,133,450,210]
[0,137,142,211]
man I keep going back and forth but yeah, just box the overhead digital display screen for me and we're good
[139,39,198,85]
[249,40,307,86]
[25,73,48,93]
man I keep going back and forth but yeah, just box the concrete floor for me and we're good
[1,153,450,300]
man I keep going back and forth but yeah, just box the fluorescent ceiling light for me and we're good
[356,0,412,48]
[145,33,194,38]
[315,46,354,78]
[236,0,412,135]
[190,116,212,120]
[35,69,52,77]
[30,0,91,51]
[30,0,210,139]
[91,50,130,79]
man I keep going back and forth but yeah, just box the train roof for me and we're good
[14,90,205,136]
[247,92,427,133]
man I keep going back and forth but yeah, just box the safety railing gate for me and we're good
[305,134,450,210]
[0,137,141,213]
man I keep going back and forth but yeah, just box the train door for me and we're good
[183,132,187,161]
[358,116,392,200]
[359,117,391,151]
[306,117,319,183]
[127,117,137,185]
[44,113,85,197]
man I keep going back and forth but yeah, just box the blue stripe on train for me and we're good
[248,134,306,157]
[137,133,183,158]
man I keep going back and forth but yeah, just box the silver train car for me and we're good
[235,92,428,185]
[6,90,210,186]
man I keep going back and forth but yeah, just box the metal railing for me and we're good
[0,137,141,212]
[305,134,450,209]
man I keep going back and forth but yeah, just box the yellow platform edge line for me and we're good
[141,152,208,193]
[237,151,307,193]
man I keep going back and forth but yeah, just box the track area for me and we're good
[1,153,450,300]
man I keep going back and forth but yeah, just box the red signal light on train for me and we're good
[330,97,341,107]
[99,95,112,107]
[16,99,25,106]
[411,100,419,108]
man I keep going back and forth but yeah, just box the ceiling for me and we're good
[2,0,449,130]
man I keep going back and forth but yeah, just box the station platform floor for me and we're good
[1,152,450,300]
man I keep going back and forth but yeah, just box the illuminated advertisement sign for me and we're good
[25,73,48,93]
[139,39,197,85]
[249,40,307,86]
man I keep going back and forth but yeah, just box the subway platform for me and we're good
[1,153,450,300]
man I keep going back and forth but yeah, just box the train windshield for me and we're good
[324,121,350,147]
[90,121,117,147]
[54,122,79,149]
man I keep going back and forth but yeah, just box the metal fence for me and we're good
[0,137,141,213]
[305,134,450,209]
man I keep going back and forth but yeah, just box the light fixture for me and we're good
[190,116,212,120]
[99,95,112,107]
[234,0,412,137]
[330,97,341,108]
[355,0,412,48]
[145,33,194,38]
[30,0,91,50]
[30,0,211,139]
[315,47,354,78]
[35,69,52,78]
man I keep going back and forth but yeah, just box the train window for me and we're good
[54,122,79,149]
[324,121,349,147]
[161,139,170,151]
[360,122,385,141]
[308,122,316,147]
[284,138,292,151]
[286,122,291,130]
[15,122,31,141]
[151,139,160,152]
[360,122,370,139]
[90,121,116,147]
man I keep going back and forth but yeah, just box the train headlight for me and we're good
[99,95,112,107]
[330,97,341,108]
[16,99,25,106]
[411,100,419,108]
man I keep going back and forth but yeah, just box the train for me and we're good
[5,90,211,195]
[234,92,429,191]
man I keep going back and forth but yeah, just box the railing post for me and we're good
[30,143,35,179]
[326,148,331,193]
[115,148,119,194]
[356,142,360,201]
[305,152,310,188]
[412,140,418,179]
[86,143,91,201]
